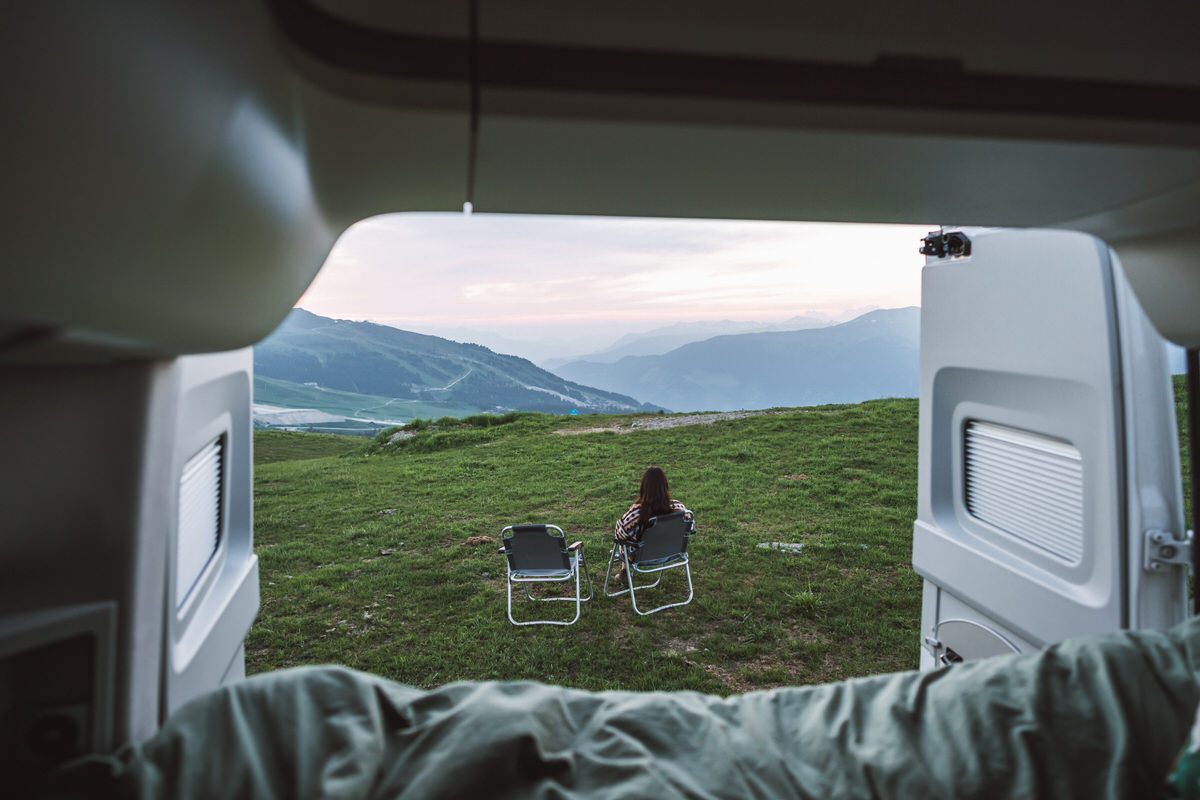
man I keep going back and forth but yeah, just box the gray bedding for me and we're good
[48,618,1200,798]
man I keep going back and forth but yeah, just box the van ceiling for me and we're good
[4,0,1200,359]
[311,0,1200,89]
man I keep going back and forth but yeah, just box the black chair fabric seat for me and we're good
[633,552,689,570]
[510,567,574,580]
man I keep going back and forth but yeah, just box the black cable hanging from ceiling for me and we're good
[465,0,480,212]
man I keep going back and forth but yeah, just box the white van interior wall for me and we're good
[1111,254,1191,628]
[0,361,178,746]
[0,349,257,778]
[1101,226,1200,348]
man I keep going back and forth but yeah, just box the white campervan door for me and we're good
[913,228,1187,669]
[164,350,259,714]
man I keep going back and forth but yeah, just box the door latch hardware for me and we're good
[919,230,972,259]
[1144,529,1193,572]
[923,634,966,666]
[939,647,964,666]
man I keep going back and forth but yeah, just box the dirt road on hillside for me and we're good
[555,410,779,435]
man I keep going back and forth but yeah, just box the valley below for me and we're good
[252,307,922,434]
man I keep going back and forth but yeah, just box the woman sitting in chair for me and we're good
[613,466,693,585]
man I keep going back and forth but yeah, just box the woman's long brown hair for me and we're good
[637,466,673,531]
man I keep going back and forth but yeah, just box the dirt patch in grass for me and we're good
[664,638,701,655]
[556,411,780,436]
[784,624,831,644]
[700,662,758,694]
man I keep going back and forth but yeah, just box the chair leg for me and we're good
[524,554,592,603]
[604,544,661,598]
[506,572,520,626]
[603,544,619,596]
[572,564,582,624]
[507,570,584,627]
[628,559,694,616]
[579,552,593,601]
[624,551,638,610]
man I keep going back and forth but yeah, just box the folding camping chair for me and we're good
[603,510,694,615]
[498,524,592,626]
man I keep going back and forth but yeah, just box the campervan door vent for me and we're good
[964,422,1084,563]
[177,436,223,608]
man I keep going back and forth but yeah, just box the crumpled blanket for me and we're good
[46,618,1200,799]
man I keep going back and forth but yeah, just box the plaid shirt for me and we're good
[614,500,693,543]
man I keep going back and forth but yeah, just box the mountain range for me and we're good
[550,308,920,411]
[539,314,835,370]
[254,309,660,421]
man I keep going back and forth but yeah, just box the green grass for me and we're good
[255,430,365,465]
[1176,374,1193,523]
[248,399,921,694]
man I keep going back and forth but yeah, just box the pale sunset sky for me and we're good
[297,213,930,361]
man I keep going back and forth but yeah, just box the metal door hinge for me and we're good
[923,635,965,666]
[1144,529,1193,572]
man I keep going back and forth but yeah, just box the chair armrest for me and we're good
[497,545,507,554]
[567,541,584,552]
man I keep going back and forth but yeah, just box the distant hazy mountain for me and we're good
[389,325,561,364]
[255,309,661,416]
[541,314,833,370]
[552,308,920,412]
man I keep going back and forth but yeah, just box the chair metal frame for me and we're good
[603,511,695,615]
[499,524,592,626]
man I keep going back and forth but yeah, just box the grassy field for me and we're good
[254,430,367,465]
[1176,374,1193,522]
[247,379,1192,694]
[248,400,921,694]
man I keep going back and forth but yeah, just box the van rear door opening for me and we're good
[914,228,1188,668]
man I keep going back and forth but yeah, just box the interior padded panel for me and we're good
[0,362,171,745]
[47,618,1200,798]
[1107,226,1200,347]
[474,114,1200,226]
[7,2,1200,360]
[477,0,1200,87]
[308,0,469,38]
[505,528,570,572]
